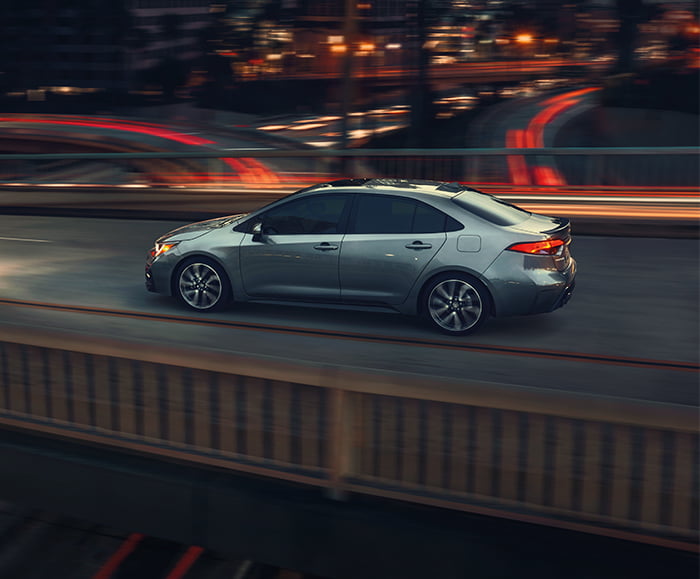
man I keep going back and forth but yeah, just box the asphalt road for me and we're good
[0,215,697,407]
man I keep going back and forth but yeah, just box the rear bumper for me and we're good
[554,280,575,310]
[484,254,577,317]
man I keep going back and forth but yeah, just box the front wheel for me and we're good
[175,258,231,312]
[422,274,491,335]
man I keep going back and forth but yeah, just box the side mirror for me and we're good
[251,221,264,243]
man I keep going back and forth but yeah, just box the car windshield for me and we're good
[453,189,531,226]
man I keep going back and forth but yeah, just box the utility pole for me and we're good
[409,0,432,147]
[340,0,357,151]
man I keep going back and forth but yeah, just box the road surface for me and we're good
[0,215,696,407]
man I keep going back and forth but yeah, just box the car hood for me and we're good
[157,213,248,242]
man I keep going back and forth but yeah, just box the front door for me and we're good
[239,193,351,301]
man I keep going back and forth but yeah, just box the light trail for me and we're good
[0,114,282,186]
[517,203,699,219]
[91,532,145,579]
[163,546,206,579]
[507,87,603,186]
[0,116,215,146]
[0,236,52,243]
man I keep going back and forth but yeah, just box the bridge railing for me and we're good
[0,326,697,551]
[0,147,697,189]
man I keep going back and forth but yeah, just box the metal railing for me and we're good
[0,326,697,551]
[0,148,698,189]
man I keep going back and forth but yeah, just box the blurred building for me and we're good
[0,0,212,98]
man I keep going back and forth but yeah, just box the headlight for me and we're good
[149,241,179,259]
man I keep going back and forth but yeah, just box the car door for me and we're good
[239,193,351,300]
[339,194,448,305]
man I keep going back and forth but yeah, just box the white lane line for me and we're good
[0,237,53,243]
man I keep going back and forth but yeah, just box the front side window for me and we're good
[352,194,461,234]
[261,194,350,235]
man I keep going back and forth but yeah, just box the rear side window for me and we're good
[352,195,462,234]
[453,190,530,226]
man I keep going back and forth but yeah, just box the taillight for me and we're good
[507,238,565,255]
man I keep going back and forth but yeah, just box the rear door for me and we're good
[339,194,449,305]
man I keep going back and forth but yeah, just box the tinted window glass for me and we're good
[262,194,349,235]
[453,190,530,226]
[413,202,447,233]
[353,195,456,234]
[354,195,413,234]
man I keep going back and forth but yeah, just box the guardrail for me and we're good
[0,147,698,188]
[0,326,697,551]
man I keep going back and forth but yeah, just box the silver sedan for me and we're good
[145,179,576,335]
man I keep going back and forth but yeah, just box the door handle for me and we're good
[405,241,432,250]
[314,242,338,251]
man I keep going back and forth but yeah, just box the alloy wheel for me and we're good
[427,278,484,333]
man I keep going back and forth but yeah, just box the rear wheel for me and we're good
[422,274,490,335]
[175,258,231,312]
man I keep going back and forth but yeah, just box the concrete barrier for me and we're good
[0,325,697,551]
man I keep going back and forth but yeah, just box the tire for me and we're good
[422,273,491,335]
[174,257,231,312]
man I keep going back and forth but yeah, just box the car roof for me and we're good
[297,178,472,200]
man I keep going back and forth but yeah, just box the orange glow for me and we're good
[532,166,566,186]
[516,34,533,44]
[223,157,280,185]
[150,243,177,259]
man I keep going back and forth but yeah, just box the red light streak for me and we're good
[91,533,144,579]
[163,546,205,579]
[542,87,599,105]
[0,114,283,185]
[506,88,602,185]
[526,99,579,148]
[0,116,215,146]
[532,166,566,186]
[506,129,531,185]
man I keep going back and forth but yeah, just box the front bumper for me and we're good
[145,253,178,296]
[145,264,156,292]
